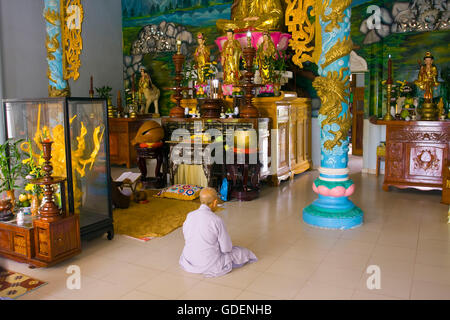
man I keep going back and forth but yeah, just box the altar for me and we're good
[371,117,450,192]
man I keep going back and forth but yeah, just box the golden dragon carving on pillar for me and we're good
[313,68,351,150]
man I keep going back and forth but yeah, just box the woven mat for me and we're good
[0,269,47,299]
[113,190,202,241]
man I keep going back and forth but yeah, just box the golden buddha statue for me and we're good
[216,0,284,34]
[194,33,210,85]
[415,51,439,100]
[221,30,242,85]
[256,31,277,84]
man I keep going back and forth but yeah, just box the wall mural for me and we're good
[122,0,233,116]
[350,0,450,117]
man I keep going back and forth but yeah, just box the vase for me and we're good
[6,189,15,210]
[30,195,40,217]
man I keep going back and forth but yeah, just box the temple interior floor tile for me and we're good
[2,169,449,300]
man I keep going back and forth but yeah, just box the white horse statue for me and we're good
[139,68,160,115]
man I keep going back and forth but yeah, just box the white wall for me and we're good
[362,119,386,174]
[0,0,123,103]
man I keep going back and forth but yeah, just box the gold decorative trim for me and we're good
[45,32,60,61]
[321,36,353,69]
[322,0,352,33]
[61,0,84,81]
[44,7,60,26]
[285,0,321,68]
[313,67,351,150]
[49,85,71,97]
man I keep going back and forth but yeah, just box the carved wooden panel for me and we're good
[409,146,444,178]
[278,122,288,169]
[37,227,49,257]
[388,161,404,178]
[382,121,449,191]
[390,129,449,143]
[297,121,305,161]
[387,142,403,160]
[0,229,11,251]
[13,233,27,256]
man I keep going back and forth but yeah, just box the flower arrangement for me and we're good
[201,61,218,82]
[21,140,44,197]
[182,60,197,87]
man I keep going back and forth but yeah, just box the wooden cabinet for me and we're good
[109,118,150,168]
[0,214,81,268]
[288,96,312,175]
[442,161,450,204]
[255,92,312,185]
[372,119,450,191]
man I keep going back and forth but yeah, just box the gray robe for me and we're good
[179,204,257,277]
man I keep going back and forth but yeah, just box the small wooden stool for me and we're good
[136,144,167,189]
[376,142,386,177]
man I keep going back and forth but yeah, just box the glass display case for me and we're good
[2,98,113,240]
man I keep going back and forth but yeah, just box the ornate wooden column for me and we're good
[295,0,363,229]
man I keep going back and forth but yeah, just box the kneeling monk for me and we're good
[179,188,257,277]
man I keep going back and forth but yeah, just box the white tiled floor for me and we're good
[2,169,450,300]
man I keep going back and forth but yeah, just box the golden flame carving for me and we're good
[61,0,84,81]
[22,104,105,213]
[285,0,322,68]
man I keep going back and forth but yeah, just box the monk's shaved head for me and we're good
[200,187,218,206]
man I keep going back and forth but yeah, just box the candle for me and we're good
[387,54,393,84]
[177,40,181,54]
[212,79,219,99]
[247,31,252,48]
[89,75,94,97]
[117,90,122,110]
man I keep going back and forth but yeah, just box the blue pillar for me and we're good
[44,0,70,97]
[303,1,363,229]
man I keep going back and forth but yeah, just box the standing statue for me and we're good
[221,29,243,86]
[138,67,160,115]
[216,0,284,33]
[194,33,210,85]
[415,51,439,100]
[256,31,277,84]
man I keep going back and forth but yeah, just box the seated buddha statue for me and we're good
[216,0,284,34]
